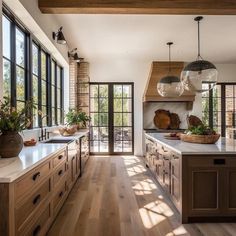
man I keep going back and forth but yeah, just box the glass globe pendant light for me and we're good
[181,16,218,93]
[157,42,184,97]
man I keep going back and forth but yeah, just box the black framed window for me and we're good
[32,43,39,127]
[202,83,236,138]
[2,6,64,128]
[2,15,11,99]
[15,26,26,111]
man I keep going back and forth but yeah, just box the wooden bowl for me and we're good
[58,126,77,136]
[180,133,220,144]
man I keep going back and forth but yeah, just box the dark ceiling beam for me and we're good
[38,0,236,15]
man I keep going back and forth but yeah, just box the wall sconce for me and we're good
[68,48,84,62]
[52,26,67,45]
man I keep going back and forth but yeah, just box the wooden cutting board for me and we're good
[169,113,181,129]
[187,115,203,128]
[153,109,170,129]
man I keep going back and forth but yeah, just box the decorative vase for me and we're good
[0,131,23,158]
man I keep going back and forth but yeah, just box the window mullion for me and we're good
[38,46,42,127]
[10,20,16,107]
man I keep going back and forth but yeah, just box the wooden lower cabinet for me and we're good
[0,135,89,236]
[145,136,236,223]
[80,134,89,174]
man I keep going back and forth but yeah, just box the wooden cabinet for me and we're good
[0,132,90,236]
[187,157,236,218]
[145,135,236,223]
[80,134,89,174]
[145,137,181,211]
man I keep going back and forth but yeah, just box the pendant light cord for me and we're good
[169,43,171,73]
[198,19,200,59]
[195,16,203,60]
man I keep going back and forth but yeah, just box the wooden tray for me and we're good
[180,133,220,144]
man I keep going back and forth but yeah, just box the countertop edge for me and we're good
[0,145,67,183]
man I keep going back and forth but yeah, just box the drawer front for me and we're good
[188,157,236,167]
[53,179,67,215]
[15,161,50,202]
[53,161,67,187]
[17,204,51,236]
[53,151,67,168]
[16,179,51,229]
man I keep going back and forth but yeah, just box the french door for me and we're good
[89,83,134,155]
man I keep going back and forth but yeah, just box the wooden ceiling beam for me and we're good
[38,0,236,14]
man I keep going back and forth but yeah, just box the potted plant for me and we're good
[65,109,90,129]
[78,111,91,129]
[0,98,34,158]
[65,109,80,127]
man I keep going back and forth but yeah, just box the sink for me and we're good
[43,139,74,144]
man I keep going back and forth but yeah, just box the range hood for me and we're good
[143,62,195,102]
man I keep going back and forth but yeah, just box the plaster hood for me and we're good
[143,61,195,103]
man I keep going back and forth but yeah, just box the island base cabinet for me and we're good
[186,157,236,222]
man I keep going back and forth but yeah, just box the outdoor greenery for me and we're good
[186,124,216,135]
[0,97,35,133]
[202,86,219,127]
[90,84,132,127]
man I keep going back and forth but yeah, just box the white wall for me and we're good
[217,64,236,83]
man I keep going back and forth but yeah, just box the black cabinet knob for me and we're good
[32,194,41,205]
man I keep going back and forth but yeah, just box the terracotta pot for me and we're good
[0,131,23,158]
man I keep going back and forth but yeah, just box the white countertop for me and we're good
[146,133,236,155]
[0,130,89,183]
[50,130,89,141]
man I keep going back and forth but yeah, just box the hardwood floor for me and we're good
[48,156,236,236]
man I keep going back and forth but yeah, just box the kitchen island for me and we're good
[145,133,236,223]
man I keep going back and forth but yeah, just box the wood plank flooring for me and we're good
[48,156,236,236]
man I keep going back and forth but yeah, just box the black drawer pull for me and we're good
[58,170,63,176]
[32,172,41,181]
[33,194,41,205]
[59,191,64,198]
[33,225,41,236]
[58,155,63,160]
[214,159,225,165]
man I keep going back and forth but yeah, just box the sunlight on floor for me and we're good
[166,225,188,236]
[132,179,157,195]
[126,164,147,176]
[139,200,174,229]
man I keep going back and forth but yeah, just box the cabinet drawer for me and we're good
[15,161,50,202]
[52,179,67,215]
[16,179,50,230]
[53,161,67,187]
[53,151,67,168]
[188,157,236,167]
[17,204,51,236]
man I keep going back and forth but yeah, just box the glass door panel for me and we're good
[90,83,133,154]
[90,84,109,153]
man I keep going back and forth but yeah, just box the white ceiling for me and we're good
[54,14,236,63]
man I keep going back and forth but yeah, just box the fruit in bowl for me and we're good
[24,138,37,146]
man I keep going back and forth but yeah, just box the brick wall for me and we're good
[69,59,78,109]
